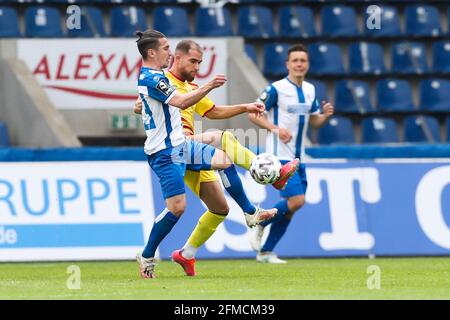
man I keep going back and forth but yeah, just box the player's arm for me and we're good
[205,102,265,119]
[168,75,226,110]
[248,85,292,143]
[309,101,334,129]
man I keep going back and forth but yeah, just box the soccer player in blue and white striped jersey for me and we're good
[249,44,334,264]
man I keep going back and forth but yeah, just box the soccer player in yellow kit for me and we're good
[135,40,299,276]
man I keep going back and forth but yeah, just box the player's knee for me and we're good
[167,199,186,216]
[288,196,305,213]
[213,150,232,170]
[210,202,229,216]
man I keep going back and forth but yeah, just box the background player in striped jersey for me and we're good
[249,44,334,264]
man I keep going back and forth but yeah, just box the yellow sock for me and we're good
[187,210,226,248]
[221,131,256,170]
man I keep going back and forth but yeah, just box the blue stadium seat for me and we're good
[361,117,399,144]
[391,42,429,74]
[364,5,401,38]
[237,6,276,39]
[335,80,372,114]
[278,6,316,38]
[432,41,450,74]
[308,43,345,75]
[110,6,147,37]
[446,117,450,142]
[0,6,21,37]
[263,43,289,78]
[67,6,106,37]
[321,5,359,37]
[153,6,190,37]
[0,121,10,147]
[244,43,257,65]
[419,79,450,112]
[309,80,328,104]
[376,79,415,113]
[317,116,355,145]
[195,7,233,37]
[404,115,441,143]
[25,7,64,37]
[405,5,441,37]
[348,42,386,75]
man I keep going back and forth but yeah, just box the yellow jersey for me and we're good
[166,71,215,136]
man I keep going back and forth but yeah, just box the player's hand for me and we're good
[245,102,265,116]
[276,127,292,143]
[134,97,143,114]
[322,101,334,118]
[207,74,227,89]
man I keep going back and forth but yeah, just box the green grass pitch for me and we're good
[1,257,449,299]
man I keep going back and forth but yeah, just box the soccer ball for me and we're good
[250,153,281,185]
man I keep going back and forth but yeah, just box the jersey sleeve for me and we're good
[142,74,177,104]
[257,85,278,111]
[194,96,215,117]
[311,97,321,114]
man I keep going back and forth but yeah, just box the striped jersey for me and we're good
[166,71,215,136]
[259,77,320,161]
[137,67,185,155]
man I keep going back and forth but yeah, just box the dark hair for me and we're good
[287,44,308,61]
[135,29,166,59]
[175,40,203,54]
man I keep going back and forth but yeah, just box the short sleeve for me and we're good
[194,96,215,117]
[311,97,321,114]
[143,74,177,104]
[257,85,278,111]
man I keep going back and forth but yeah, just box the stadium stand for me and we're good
[391,42,429,74]
[363,5,402,38]
[419,79,450,112]
[67,6,106,37]
[195,7,233,36]
[308,43,346,76]
[447,117,450,142]
[237,5,276,39]
[1,0,449,147]
[0,121,10,147]
[110,6,147,37]
[321,5,359,38]
[317,116,355,145]
[278,5,316,39]
[361,117,399,144]
[376,79,415,113]
[335,80,372,114]
[348,42,386,75]
[153,6,191,37]
[432,41,450,74]
[403,115,441,143]
[0,6,21,38]
[25,6,64,37]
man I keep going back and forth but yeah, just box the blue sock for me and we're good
[142,209,179,258]
[260,199,289,227]
[219,165,256,214]
[261,216,291,252]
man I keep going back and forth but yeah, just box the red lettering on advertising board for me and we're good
[115,56,142,79]
[74,54,92,80]
[33,55,50,80]
[93,54,115,80]
[56,54,69,80]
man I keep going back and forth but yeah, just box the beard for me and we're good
[181,70,195,82]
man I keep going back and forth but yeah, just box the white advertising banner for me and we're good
[0,161,155,261]
[17,39,228,109]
